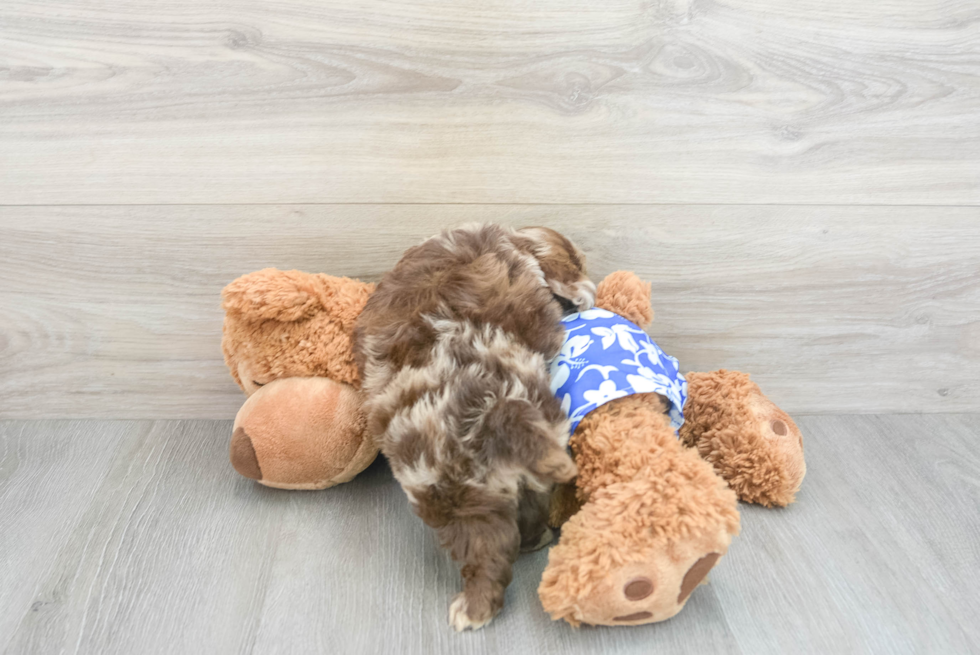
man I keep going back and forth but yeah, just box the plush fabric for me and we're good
[538,271,806,626]
[221,266,807,628]
[221,269,379,489]
[680,370,806,507]
[222,268,374,394]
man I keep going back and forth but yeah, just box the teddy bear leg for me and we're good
[680,370,806,507]
[539,479,735,626]
[539,398,740,626]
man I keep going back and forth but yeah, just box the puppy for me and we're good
[354,224,595,631]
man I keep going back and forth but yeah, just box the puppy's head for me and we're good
[516,227,596,314]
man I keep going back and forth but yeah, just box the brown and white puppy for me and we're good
[354,224,595,631]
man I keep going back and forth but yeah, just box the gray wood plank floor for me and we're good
[2,416,977,654]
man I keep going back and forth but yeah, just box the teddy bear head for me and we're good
[221,268,375,395]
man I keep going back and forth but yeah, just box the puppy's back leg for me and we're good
[435,493,520,632]
[517,484,554,552]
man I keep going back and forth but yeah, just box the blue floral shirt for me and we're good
[549,308,688,435]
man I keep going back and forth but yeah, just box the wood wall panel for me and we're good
[1,205,977,418]
[1,0,978,204]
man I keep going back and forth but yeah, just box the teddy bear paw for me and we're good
[564,540,727,626]
[538,476,738,627]
[682,370,806,507]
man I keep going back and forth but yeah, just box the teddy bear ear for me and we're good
[222,268,321,322]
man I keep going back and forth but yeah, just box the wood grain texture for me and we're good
[720,414,980,654]
[2,204,979,418]
[0,420,288,655]
[1,0,978,204]
[1,416,978,654]
[0,421,146,647]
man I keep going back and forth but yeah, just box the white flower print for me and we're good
[636,366,657,379]
[550,362,570,393]
[560,334,593,360]
[576,364,618,381]
[582,380,629,406]
[551,311,687,433]
[626,371,676,394]
[639,341,663,367]
[549,333,593,393]
[592,323,646,352]
[591,327,617,350]
[574,308,615,321]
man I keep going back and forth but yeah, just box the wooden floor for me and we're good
[1,415,978,655]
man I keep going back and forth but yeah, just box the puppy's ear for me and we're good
[221,268,321,322]
[516,227,596,313]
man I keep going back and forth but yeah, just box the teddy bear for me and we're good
[221,268,378,489]
[537,271,805,626]
[220,267,805,626]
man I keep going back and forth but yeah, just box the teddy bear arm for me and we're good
[594,271,654,329]
[568,393,673,499]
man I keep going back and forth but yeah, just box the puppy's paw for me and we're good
[448,593,495,632]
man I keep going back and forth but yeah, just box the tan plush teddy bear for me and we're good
[221,268,378,489]
[220,267,805,628]
[538,271,805,626]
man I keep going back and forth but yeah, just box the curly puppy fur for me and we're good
[222,269,374,394]
[354,224,596,631]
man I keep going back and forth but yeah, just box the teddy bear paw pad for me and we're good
[677,553,720,604]
[567,545,726,626]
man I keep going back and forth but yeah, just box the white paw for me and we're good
[448,593,493,632]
